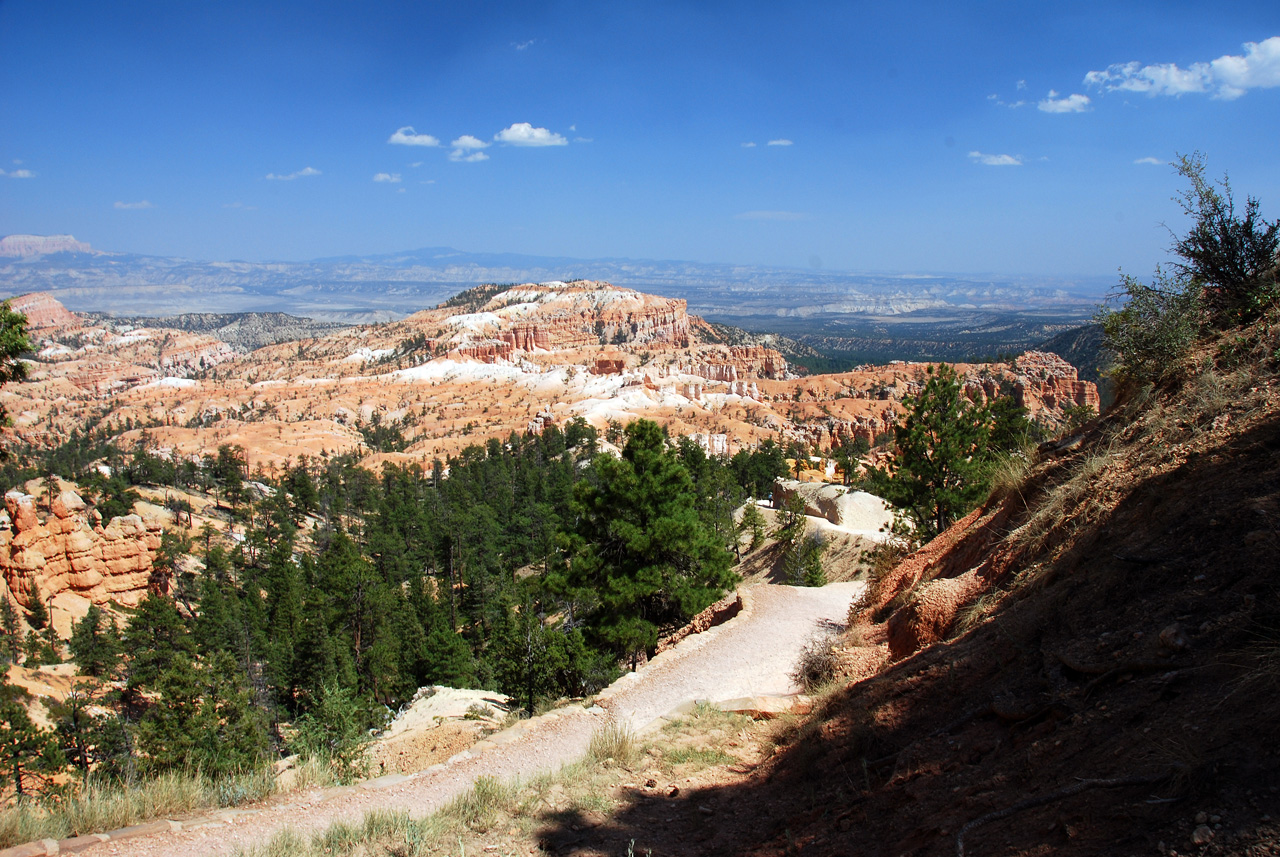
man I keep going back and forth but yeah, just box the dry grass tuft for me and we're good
[0,766,278,849]
[239,703,757,857]
[587,720,639,766]
[790,633,840,692]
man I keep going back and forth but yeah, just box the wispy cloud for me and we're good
[388,126,441,147]
[766,139,793,146]
[410,161,423,168]
[988,93,1028,108]
[1016,79,1028,91]
[735,210,809,221]
[494,123,568,146]
[1134,156,1164,165]
[1038,90,1091,113]
[448,135,491,162]
[573,137,593,143]
[1085,35,1280,100]
[968,151,1023,166]
[513,39,536,51]
[222,201,257,210]
[0,168,35,178]
[266,166,320,180]
[741,142,757,148]
[373,172,402,183]
[114,200,153,210]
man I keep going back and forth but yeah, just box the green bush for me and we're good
[1170,152,1279,328]
[1098,267,1202,385]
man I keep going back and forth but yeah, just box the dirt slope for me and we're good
[531,331,1280,854]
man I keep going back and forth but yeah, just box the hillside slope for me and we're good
[535,322,1280,854]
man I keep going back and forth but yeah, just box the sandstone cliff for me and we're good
[0,490,162,622]
[7,292,79,330]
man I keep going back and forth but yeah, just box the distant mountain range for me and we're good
[0,234,1111,325]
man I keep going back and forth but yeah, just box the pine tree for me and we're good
[872,364,994,539]
[0,672,64,798]
[121,594,195,697]
[739,503,767,552]
[567,419,736,666]
[25,580,48,631]
[69,604,122,678]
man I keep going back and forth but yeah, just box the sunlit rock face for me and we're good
[0,286,1096,477]
[0,489,162,614]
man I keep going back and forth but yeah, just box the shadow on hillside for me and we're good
[537,416,1280,856]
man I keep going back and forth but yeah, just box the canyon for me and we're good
[2,283,1098,475]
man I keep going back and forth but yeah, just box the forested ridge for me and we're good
[0,415,800,794]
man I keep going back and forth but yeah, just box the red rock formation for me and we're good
[0,490,162,611]
[456,340,515,363]
[1011,351,1100,417]
[592,355,627,375]
[7,293,78,330]
[497,324,552,352]
[729,346,789,380]
[157,332,235,371]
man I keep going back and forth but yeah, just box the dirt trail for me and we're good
[123,582,862,857]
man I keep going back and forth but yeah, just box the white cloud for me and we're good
[1,168,34,178]
[451,135,489,150]
[373,172,402,183]
[514,39,535,51]
[266,166,321,180]
[767,139,793,146]
[410,161,423,168]
[420,179,436,184]
[222,201,258,210]
[574,136,593,143]
[968,151,1023,166]
[741,142,757,148]
[1038,92,1091,113]
[1134,156,1164,165]
[735,210,809,221]
[114,200,153,210]
[1084,36,1280,100]
[1016,79,1028,90]
[448,135,491,162]
[397,187,406,193]
[494,123,568,146]
[388,126,441,147]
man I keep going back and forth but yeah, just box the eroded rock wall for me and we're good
[0,490,162,613]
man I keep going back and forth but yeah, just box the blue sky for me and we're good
[1,1,1278,277]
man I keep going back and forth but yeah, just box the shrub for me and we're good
[1098,267,1202,385]
[790,633,838,692]
[1169,152,1280,328]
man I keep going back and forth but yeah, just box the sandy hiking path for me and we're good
[122,581,862,857]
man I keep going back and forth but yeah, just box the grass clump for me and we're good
[587,720,639,765]
[441,775,513,832]
[0,766,278,849]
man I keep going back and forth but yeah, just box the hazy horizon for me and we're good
[2,2,1278,279]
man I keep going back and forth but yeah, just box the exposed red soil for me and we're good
[534,337,1280,856]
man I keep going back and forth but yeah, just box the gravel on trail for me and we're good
[122,582,863,857]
